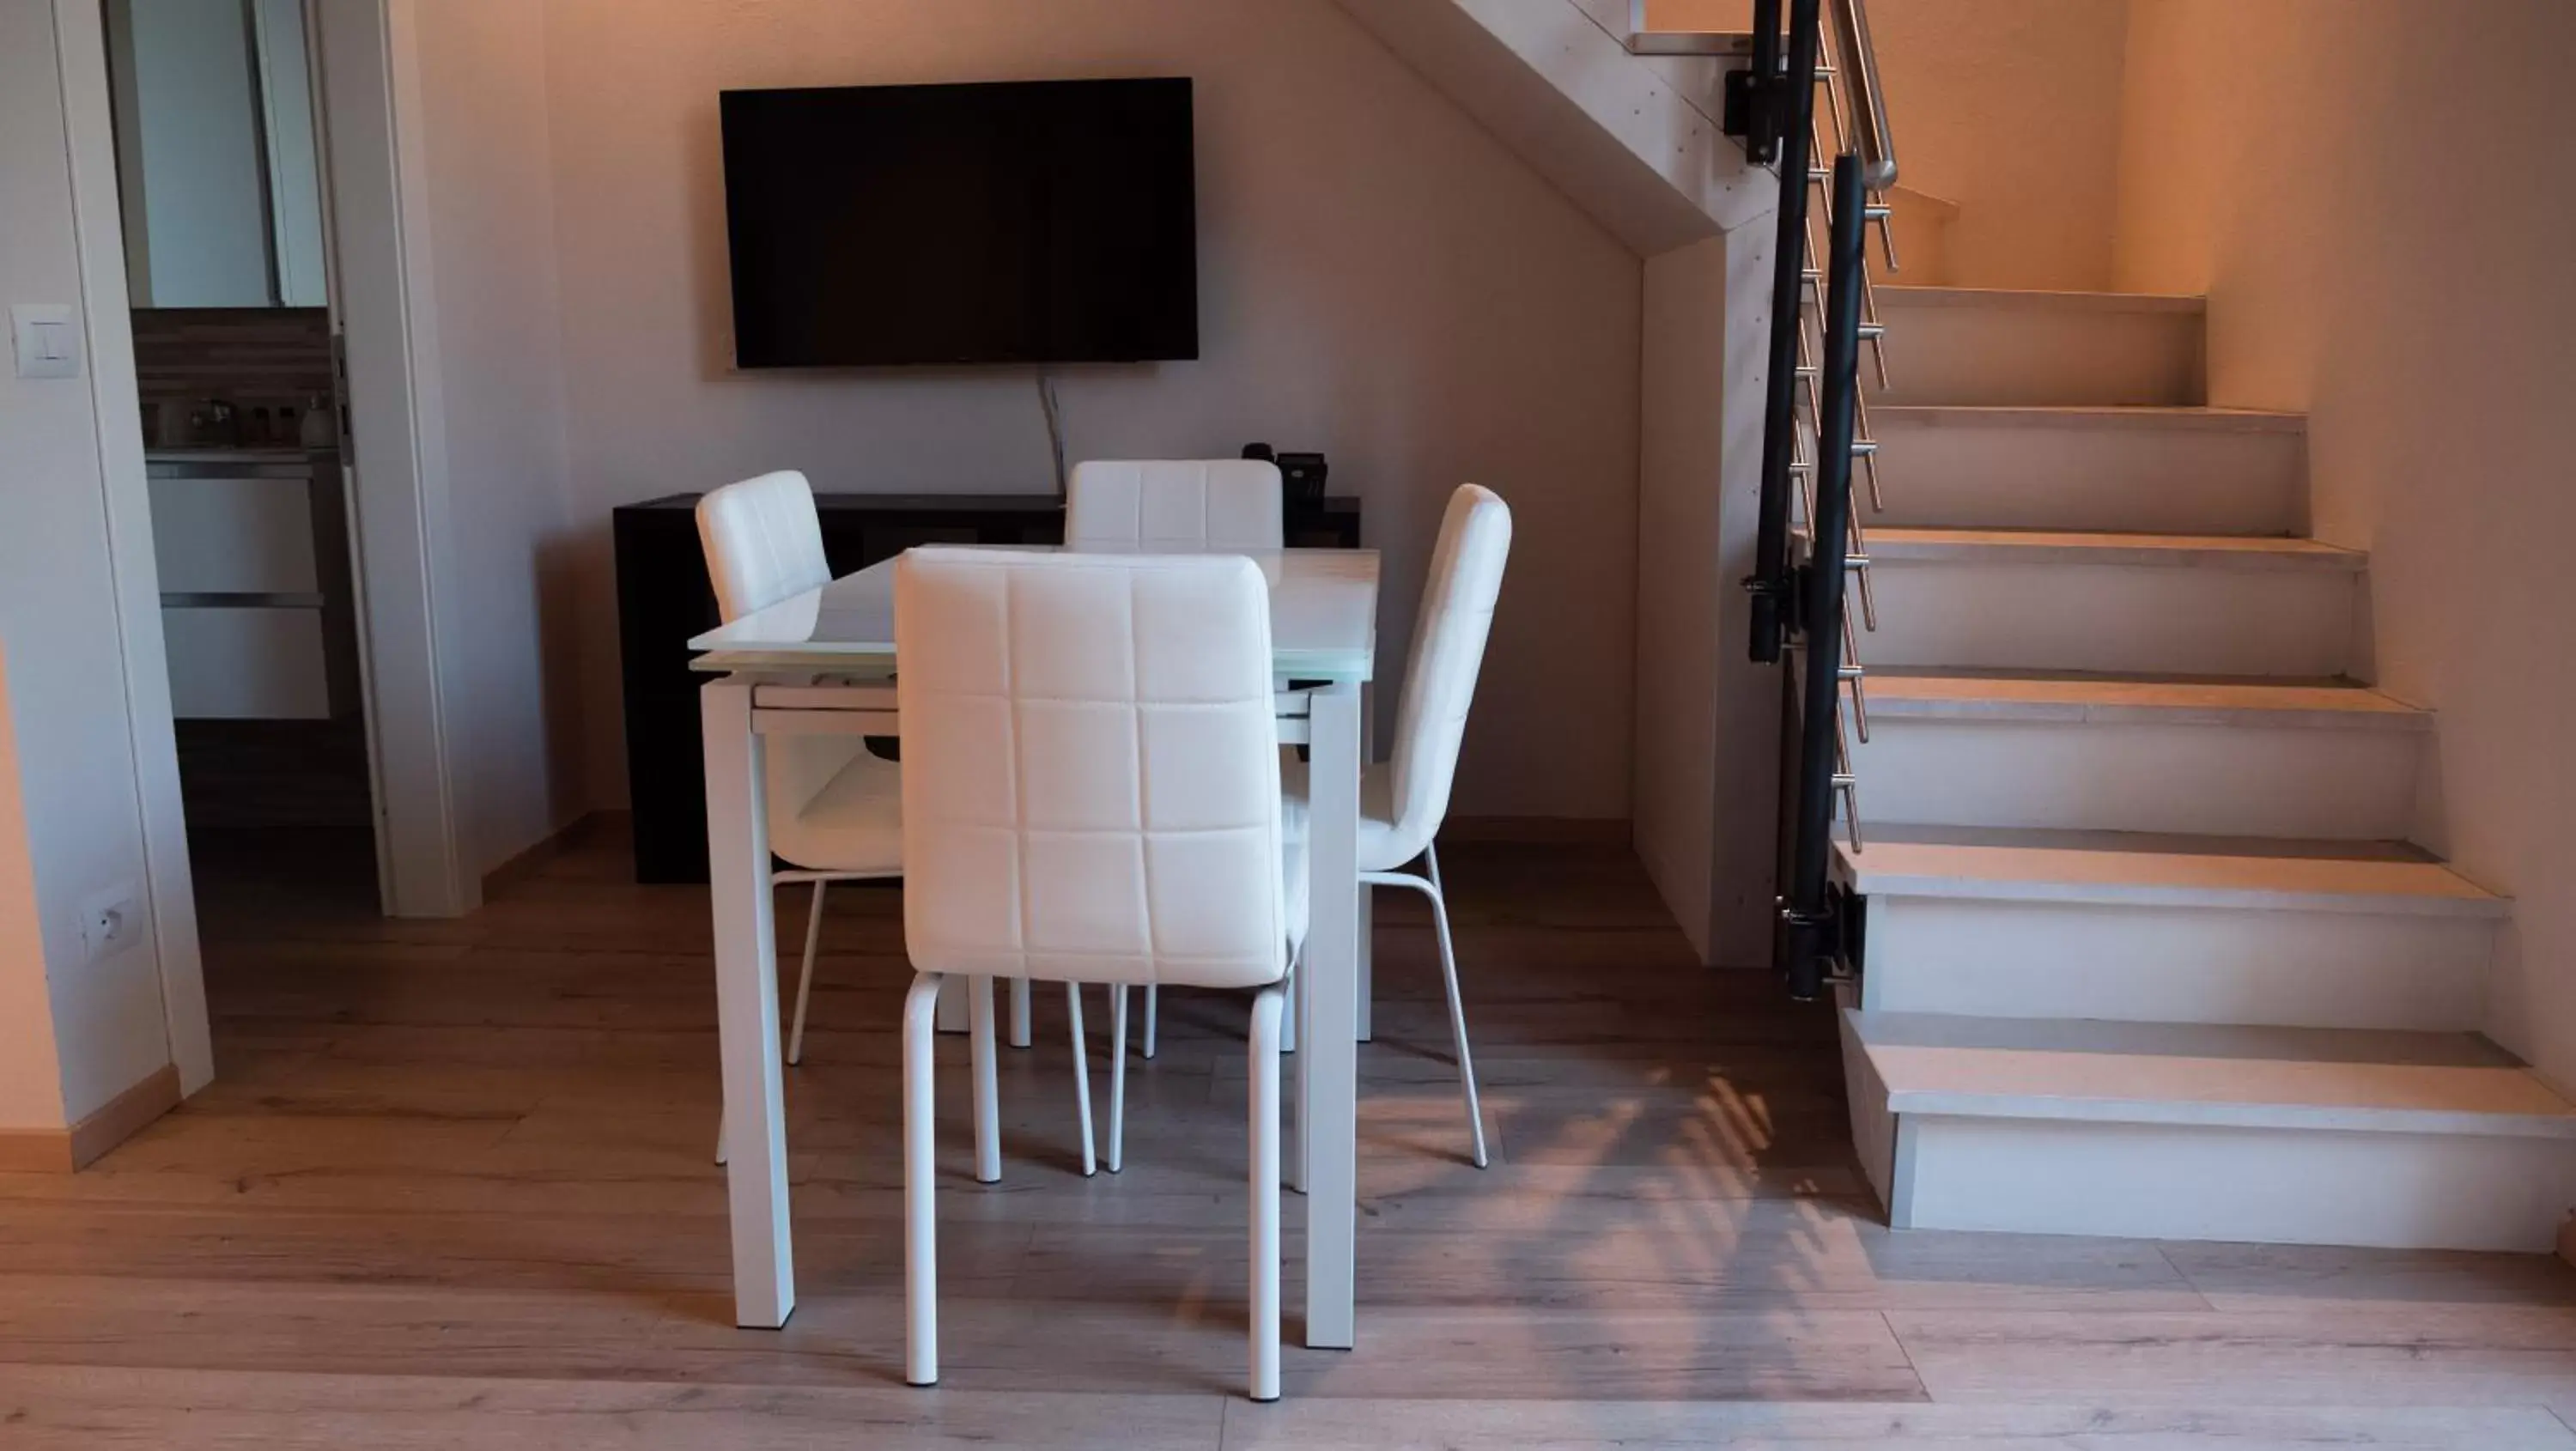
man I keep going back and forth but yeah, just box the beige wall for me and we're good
[511,0,1643,821]
[2115,0,2576,1088]
[1647,0,2130,291]
[1868,0,2129,290]
[0,653,69,1131]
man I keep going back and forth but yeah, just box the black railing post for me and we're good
[1741,0,1784,161]
[1745,0,1822,665]
[1781,153,1868,1003]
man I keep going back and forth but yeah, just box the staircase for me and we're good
[1343,0,2576,1254]
[1834,282,2576,1251]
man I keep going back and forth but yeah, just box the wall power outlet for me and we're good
[77,884,144,964]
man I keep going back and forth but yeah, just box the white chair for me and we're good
[1065,458,1285,1063]
[1066,458,1285,554]
[1284,483,1511,1169]
[894,547,1304,1401]
[697,471,1033,1165]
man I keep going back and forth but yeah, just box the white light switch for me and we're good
[11,304,81,379]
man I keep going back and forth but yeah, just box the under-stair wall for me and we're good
[1337,0,1789,963]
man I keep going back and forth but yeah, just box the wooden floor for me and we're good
[5,825,2576,1447]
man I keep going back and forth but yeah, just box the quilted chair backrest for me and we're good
[696,470,831,622]
[895,548,1290,990]
[1382,484,1513,866]
[1065,459,1285,552]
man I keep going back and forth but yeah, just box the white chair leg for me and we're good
[1356,882,1373,1043]
[969,975,1000,1184]
[1280,977,1298,1055]
[787,880,827,1066]
[1109,985,1130,1173]
[902,973,944,1387]
[1009,977,1032,1049]
[1067,984,1097,1177]
[1423,846,1488,1169]
[1249,981,1285,1403]
[1143,984,1158,1059]
[1285,962,1305,1195]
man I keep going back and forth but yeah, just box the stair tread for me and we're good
[1850,1012,2576,1136]
[1877,285,2206,314]
[1867,670,2427,730]
[1871,526,2366,570]
[1876,405,2306,433]
[1837,825,2505,916]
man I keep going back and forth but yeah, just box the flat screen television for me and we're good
[720,77,1199,368]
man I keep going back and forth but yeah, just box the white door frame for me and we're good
[61,0,474,1009]
[309,0,474,917]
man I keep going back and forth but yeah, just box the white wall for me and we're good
[510,0,1642,822]
[2115,0,2576,1091]
[410,2,585,875]
[0,3,188,1127]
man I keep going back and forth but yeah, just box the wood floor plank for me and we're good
[2160,1240,2576,1308]
[1888,1303,2576,1405]
[0,1365,1229,1450]
[1218,1396,2576,1448]
[1013,1211,2205,1313]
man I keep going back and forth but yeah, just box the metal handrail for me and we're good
[1782,153,1869,1003]
[1829,0,1899,189]
[1727,0,1897,1003]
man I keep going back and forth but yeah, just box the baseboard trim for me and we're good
[1442,816,1631,847]
[0,1063,182,1174]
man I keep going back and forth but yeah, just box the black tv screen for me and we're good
[720,77,1199,367]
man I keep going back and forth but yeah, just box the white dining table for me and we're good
[689,543,1376,1351]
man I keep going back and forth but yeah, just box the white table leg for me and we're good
[703,677,793,1328]
[1303,681,1360,1350]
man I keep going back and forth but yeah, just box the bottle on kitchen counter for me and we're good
[300,394,336,449]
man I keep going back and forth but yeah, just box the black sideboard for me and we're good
[614,491,1363,883]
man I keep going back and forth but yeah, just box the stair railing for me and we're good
[1730,0,1901,1001]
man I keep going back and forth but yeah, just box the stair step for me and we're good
[1841,826,2498,915]
[1872,287,2206,408]
[1856,1013,2572,1133]
[1872,406,2306,536]
[1868,527,2362,572]
[1861,529,2362,677]
[1856,672,2424,840]
[1838,827,2500,1029]
[1842,1011,2576,1249]
[1866,671,2424,732]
